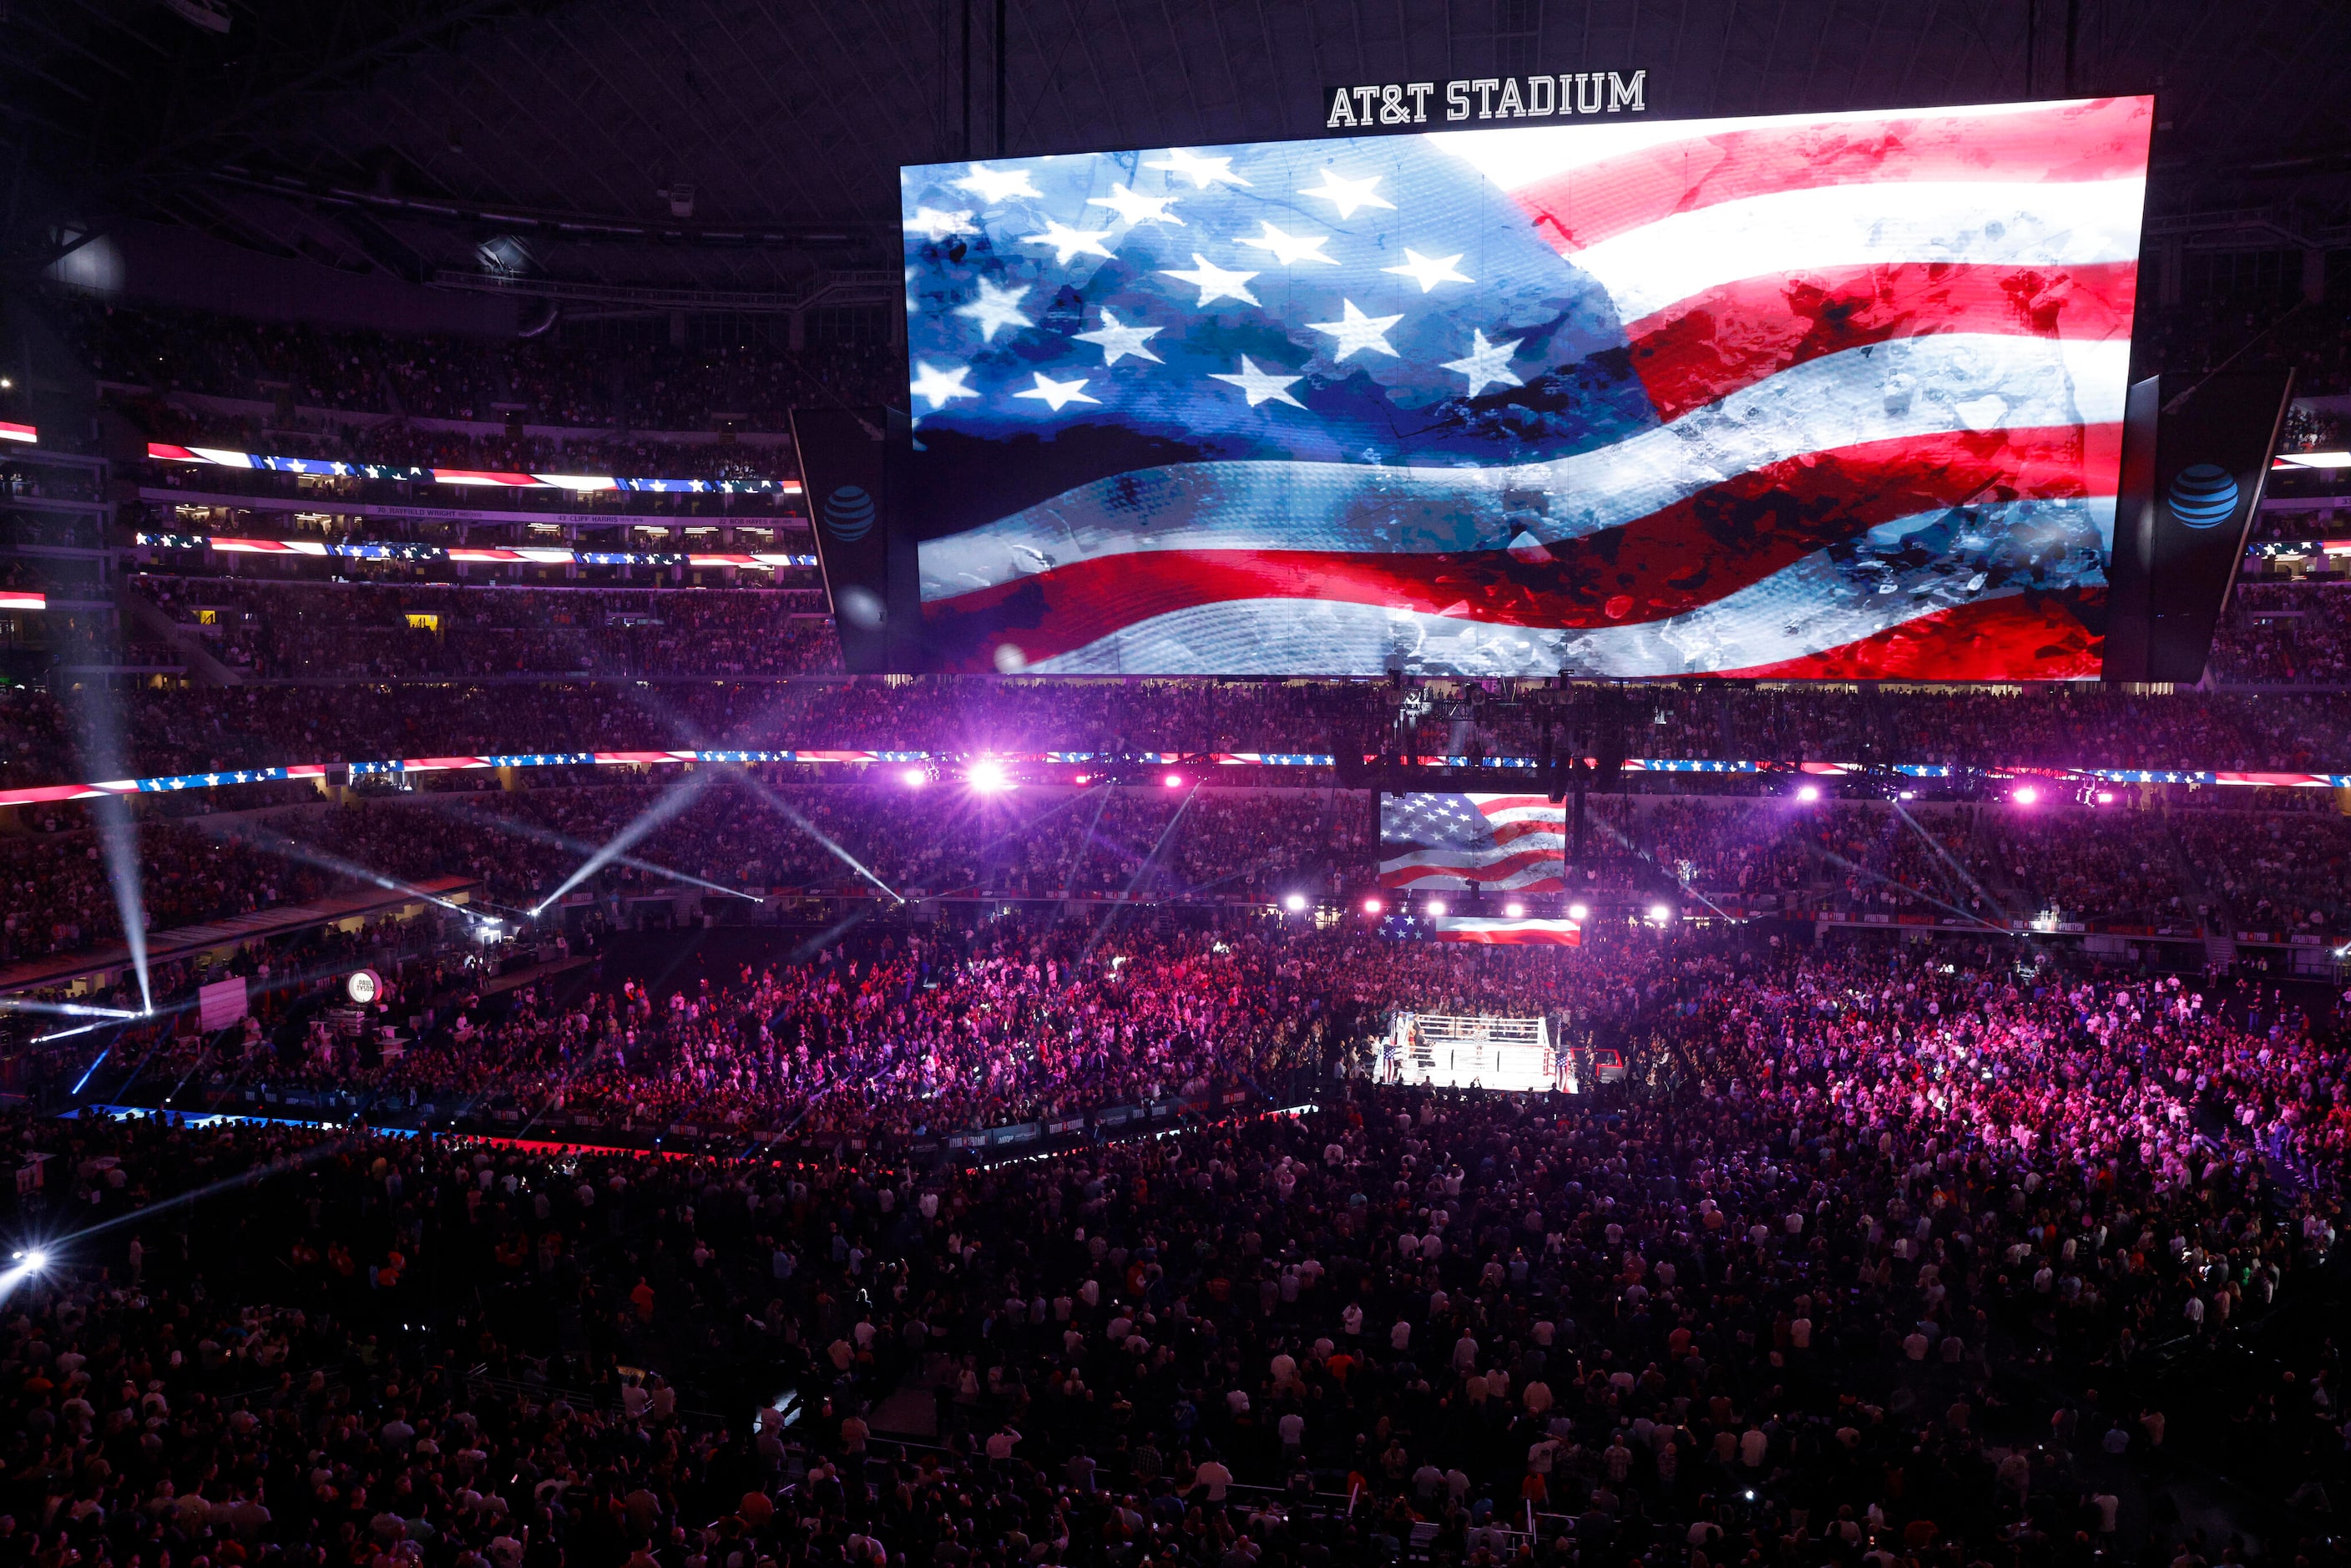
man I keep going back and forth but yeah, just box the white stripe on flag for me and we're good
[920,336,2130,601]
[1569,179,2146,321]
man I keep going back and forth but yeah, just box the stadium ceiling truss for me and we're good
[5,0,2351,301]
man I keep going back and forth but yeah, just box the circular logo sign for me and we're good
[2167,463,2239,529]
[346,969,381,1005]
[822,484,876,542]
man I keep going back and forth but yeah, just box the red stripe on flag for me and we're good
[923,423,2120,667]
[1704,589,2104,680]
[1626,261,2140,422]
[1509,96,2152,255]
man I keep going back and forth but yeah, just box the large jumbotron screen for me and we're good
[899,97,2151,680]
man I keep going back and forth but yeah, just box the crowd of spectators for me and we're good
[2207,584,2351,685]
[4,288,2349,1568]
[0,916,2345,1568]
[8,777,2351,969]
[18,677,2351,797]
[132,579,836,681]
[56,297,900,432]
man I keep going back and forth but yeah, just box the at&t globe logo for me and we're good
[822,483,876,543]
[2167,464,2239,529]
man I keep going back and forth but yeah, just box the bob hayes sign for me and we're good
[1325,72,1646,130]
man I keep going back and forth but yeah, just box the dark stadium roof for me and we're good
[8,0,2351,304]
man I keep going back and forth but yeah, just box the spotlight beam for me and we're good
[531,767,719,914]
[417,797,759,905]
[1076,782,1197,975]
[1890,802,2017,924]
[728,773,905,905]
[198,817,476,917]
[0,999,144,1020]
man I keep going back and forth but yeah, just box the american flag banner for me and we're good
[1380,792,1569,891]
[1431,916,1582,946]
[900,98,2150,679]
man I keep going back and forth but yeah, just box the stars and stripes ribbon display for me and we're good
[901,98,2151,680]
[134,534,817,570]
[146,443,798,496]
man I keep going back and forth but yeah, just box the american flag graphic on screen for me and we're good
[901,98,2151,679]
[1379,792,1570,891]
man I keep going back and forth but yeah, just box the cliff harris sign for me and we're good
[1324,72,1646,131]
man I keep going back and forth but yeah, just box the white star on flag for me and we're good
[1072,308,1163,366]
[1210,356,1306,408]
[1307,300,1403,362]
[1021,219,1115,265]
[953,162,1042,203]
[1012,372,1100,412]
[1145,148,1251,189]
[1298,169,1395,220]
[909,361,978,409]
[954,278,1034,341]
[1236,220,1337,266]
[1383,248,1474,292]
[1161,254,1261,307]
[1443,329,1525,397]
[1084,183,1183,226]
[908,206,979,242]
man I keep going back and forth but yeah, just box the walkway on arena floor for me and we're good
[0,873,482,996]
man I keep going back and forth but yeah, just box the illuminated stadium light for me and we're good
[1282,893,1308,913]
[1362,896,1383,915]
[1426,898,1447,918]
[1504,901,1525,918]
[1568,903,1589,922]
[968,759,1011,792]
[2014,785,2040,806]
[1795,783,1821,802]
[2096,790,2116,804]
[16,1249,44,1270]
[900,766,927,787]
[1162,772,1184,789]
[1648,903,1672,923]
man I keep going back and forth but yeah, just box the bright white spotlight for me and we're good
[1426,899,1447,918]
[1568,903,1589,922]
[1362,897,1383,915]
[18,1250,45,1270]
[1162,772,1184,789]
[1282,893,1307,913]
[1795,783,1821,802]
[1648,903,1671,923]
[1504,901,1525,918]
[901,767,927,787]
[2095,789,2115,804]
[2014,785,2040,806]
[968,759,1010,792]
